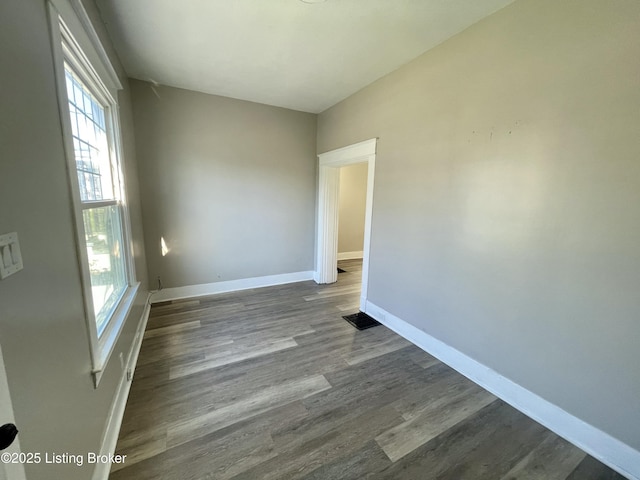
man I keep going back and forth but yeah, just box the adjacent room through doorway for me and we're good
[336,162,379,329]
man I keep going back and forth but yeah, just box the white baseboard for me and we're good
[150,271,315,304]
[337,251,363,261]
[92,293,152,480]
[364,300,640,480]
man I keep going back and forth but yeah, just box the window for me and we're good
[64,66,128,334]
[49,1,139,386]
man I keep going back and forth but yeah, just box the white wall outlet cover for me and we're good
[0,232,24,279]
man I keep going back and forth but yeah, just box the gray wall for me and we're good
[0,0,148,478]
[318,0,640,452]
[130,80,317,289]
[338,163,367,255]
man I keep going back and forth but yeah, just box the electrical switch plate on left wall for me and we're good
[0,233,23,280]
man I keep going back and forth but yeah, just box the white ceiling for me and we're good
[96,0,516,113]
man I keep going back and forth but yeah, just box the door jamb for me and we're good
[0,343,26,480]
[314,138,377,313]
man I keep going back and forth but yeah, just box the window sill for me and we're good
[92,282,140,387]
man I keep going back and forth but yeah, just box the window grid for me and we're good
[64,67,113,202]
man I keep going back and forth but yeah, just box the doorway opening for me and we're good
[336,162,367,313]
[314,138,377,313]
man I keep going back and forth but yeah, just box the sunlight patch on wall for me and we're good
[161,236,170,256]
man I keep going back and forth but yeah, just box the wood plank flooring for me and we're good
[110,259,627,479]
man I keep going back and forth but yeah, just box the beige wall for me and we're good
[130,81,317,289]
[338,163,368,255]
[318,0,640,453]
[0,0,148,478]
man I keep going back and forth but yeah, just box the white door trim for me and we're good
[315,138,377,312]
[0,344,26,480]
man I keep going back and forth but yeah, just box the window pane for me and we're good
[83,206,127,334]
[64,66,115,202]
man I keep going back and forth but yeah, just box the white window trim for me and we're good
[48,0,139,387]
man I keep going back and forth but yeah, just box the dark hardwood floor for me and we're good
[110,259,626,479]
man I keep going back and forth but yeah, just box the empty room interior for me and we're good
[1,0,639,479]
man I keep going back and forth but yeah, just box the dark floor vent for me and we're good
[342,312,381,330]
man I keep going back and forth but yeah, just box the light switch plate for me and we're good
[0,232,23,279]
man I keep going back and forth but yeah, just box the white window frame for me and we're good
[48,0,139,387]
